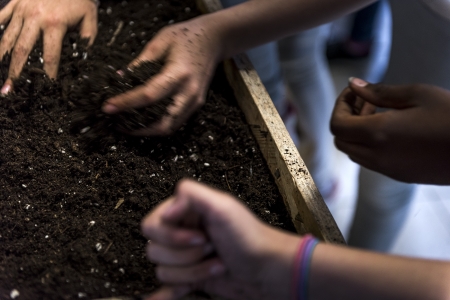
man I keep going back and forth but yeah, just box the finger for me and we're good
[157,257,226,284]
[143,285,192,300]
[352,95,366,115]
[130,92,203,136]
[348,77,416,109]
[0,0,16,27]
[142,222,207,247]
[128,34,168,69]
[0,13,23,59]
[1,77,12,94]
[162,179,250,226]
[141,201,207,247]
[102,70,181,114]
[79,6,98,46]
[334,139,375,167]
[42,27,66,78]
[8,20,40,80]
[360,101,377,116]
[201,277,264,299]
[330,87,379,144]
[161,180,221,224]
[147,241,214,266]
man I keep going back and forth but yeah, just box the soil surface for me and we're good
[0,1,294,299]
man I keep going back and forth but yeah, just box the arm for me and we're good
[103,0,375,136]
[331,78,450,184]
[202,0,376,59]
[311,243,450,300]
[141,179,450,300]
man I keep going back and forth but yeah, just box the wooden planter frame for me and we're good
[197,0,345,244]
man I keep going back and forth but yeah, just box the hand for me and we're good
[102,15,226,136]
[0,0,98,93]
[141,179,300,300]
[331,77,450,184]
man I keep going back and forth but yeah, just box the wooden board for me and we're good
[196,0,345,244]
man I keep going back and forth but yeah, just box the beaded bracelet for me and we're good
[292,234,320,300]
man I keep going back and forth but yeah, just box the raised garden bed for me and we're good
[0,0,343,299]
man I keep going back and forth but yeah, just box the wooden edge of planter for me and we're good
[196,0,345,244]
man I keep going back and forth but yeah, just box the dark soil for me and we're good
[0,1,294,299]
[70,60,174,149]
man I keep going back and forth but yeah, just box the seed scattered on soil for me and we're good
[10,289,19,299]
[80,127,90,134]
[114,198,125,209]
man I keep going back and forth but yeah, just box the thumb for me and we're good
[162,181,198,228]
[162,179,238,228]
[348,77,416,109]
[162,179,215,227]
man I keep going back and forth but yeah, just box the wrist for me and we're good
[257,227,301,300]
[292,235,320,300]
[193,8,248,60]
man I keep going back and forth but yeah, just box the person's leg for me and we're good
[361,0,391,83]
[384,0,450,88]
[278,25,337,199]
[220,0,286,112]
[349,168,415,251]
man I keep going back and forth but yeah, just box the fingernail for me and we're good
[349,77,368,87]
[209,262,225,276]
[102,103,119,114]
[190,236,205,246]
[1,84,11,95]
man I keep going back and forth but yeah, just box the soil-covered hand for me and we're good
[331,78,450,184]
[141,179,300,300]
[102,16,225,136]
[0,0,98,93]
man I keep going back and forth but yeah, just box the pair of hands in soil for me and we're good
[2,0,450,184]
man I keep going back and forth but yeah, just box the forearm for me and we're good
[202,0,375,58]
[310,243,450,299]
